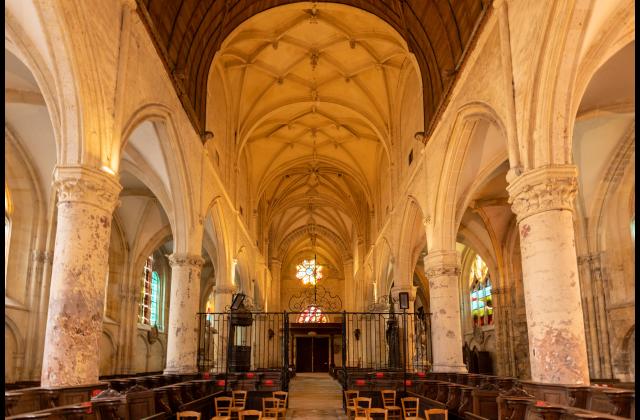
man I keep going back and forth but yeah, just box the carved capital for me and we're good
[54,166,122,213]
[167,253,204,268]
[507,165,578,222]
[423,250,459,278]
[391,285,417,301]
[215,284,237,294]
[425,266,460,278]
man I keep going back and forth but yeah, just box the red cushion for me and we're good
[217,380,226,386]
[264,379,274,385]
[91,390,101,397]
[355,379,366,386]
[375,372,384,378]
[246,372,255,378]
[417,372,426,377]
[202,373,211,379]
[405,380,412,386]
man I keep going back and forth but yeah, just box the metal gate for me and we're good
[197,309,432,387]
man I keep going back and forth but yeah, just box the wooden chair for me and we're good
[354,397,372,420]
[401,397,423,420]
[381,390,402,420]
[366,407,388,419]
[424,408,447,420]
[345,390,360,419]
[211,417,231,420]
[215,396,234,417]
[177,411,201,420]
[262,397,281,419]
[272,391,288,417]
[239,410,262,420]
[230,391,248,419]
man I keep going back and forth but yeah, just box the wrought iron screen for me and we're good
[197,310,432,385]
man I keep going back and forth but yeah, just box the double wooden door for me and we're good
[295,337,329,372]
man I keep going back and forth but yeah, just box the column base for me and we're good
[432,364,468,373]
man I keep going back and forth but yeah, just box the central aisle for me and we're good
[285,372,347,419]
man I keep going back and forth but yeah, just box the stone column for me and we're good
[268,258,282,312]
[164,253,204,374]
[41,166,121,387]
[343,257,354,310]
[423,250,467,373]
[507,165,589,384]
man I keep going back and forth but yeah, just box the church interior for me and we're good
[4,0,635,419]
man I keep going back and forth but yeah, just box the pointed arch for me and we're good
[432,102,508,251]
[119,103,197,254]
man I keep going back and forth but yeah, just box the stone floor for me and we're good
[284,372,347,419]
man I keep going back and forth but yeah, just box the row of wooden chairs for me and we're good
[213,390,288,419]
[345,390,447,420]
[177,409,263,419]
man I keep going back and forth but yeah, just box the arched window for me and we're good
[139,255,163,329]
[469,254,493,327]
[205,289,215,323]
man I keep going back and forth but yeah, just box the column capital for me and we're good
[215,284,237,294]
[269,257,282,267]
[390,285,417,301]
[54,165,122,213]
[507,165,578,222]
[423,250,460,278]
[167,253,204,268]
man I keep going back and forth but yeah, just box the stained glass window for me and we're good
[297,305,328,323]
[296,259,323,285]
[205,290,215,324]
[139,256,162,329]
[469,255,493,326]
[149,271,160,326]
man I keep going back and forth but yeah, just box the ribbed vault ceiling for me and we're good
[136,0,487,139]
[221,4,403,268]
[135,0,487,273]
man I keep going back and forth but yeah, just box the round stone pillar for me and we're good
[41,166,121,387]
[268,258,282,312]
[423,250,467,373]
[164,253,204,374]
[507,165,589,384]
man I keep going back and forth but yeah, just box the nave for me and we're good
[285,373,346,419]
[4,0,635,419]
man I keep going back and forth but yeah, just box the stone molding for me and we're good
[54,166,122,213]
[507,165,578,222]
[423,250,460,278]
[215,285,237,294]
[167,253,204,268]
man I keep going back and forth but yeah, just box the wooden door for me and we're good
[312,337,329,372]
[296,337,313,372]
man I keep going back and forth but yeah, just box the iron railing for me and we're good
[196,310,432,389]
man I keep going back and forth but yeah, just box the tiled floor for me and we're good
[285,372,347,419]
